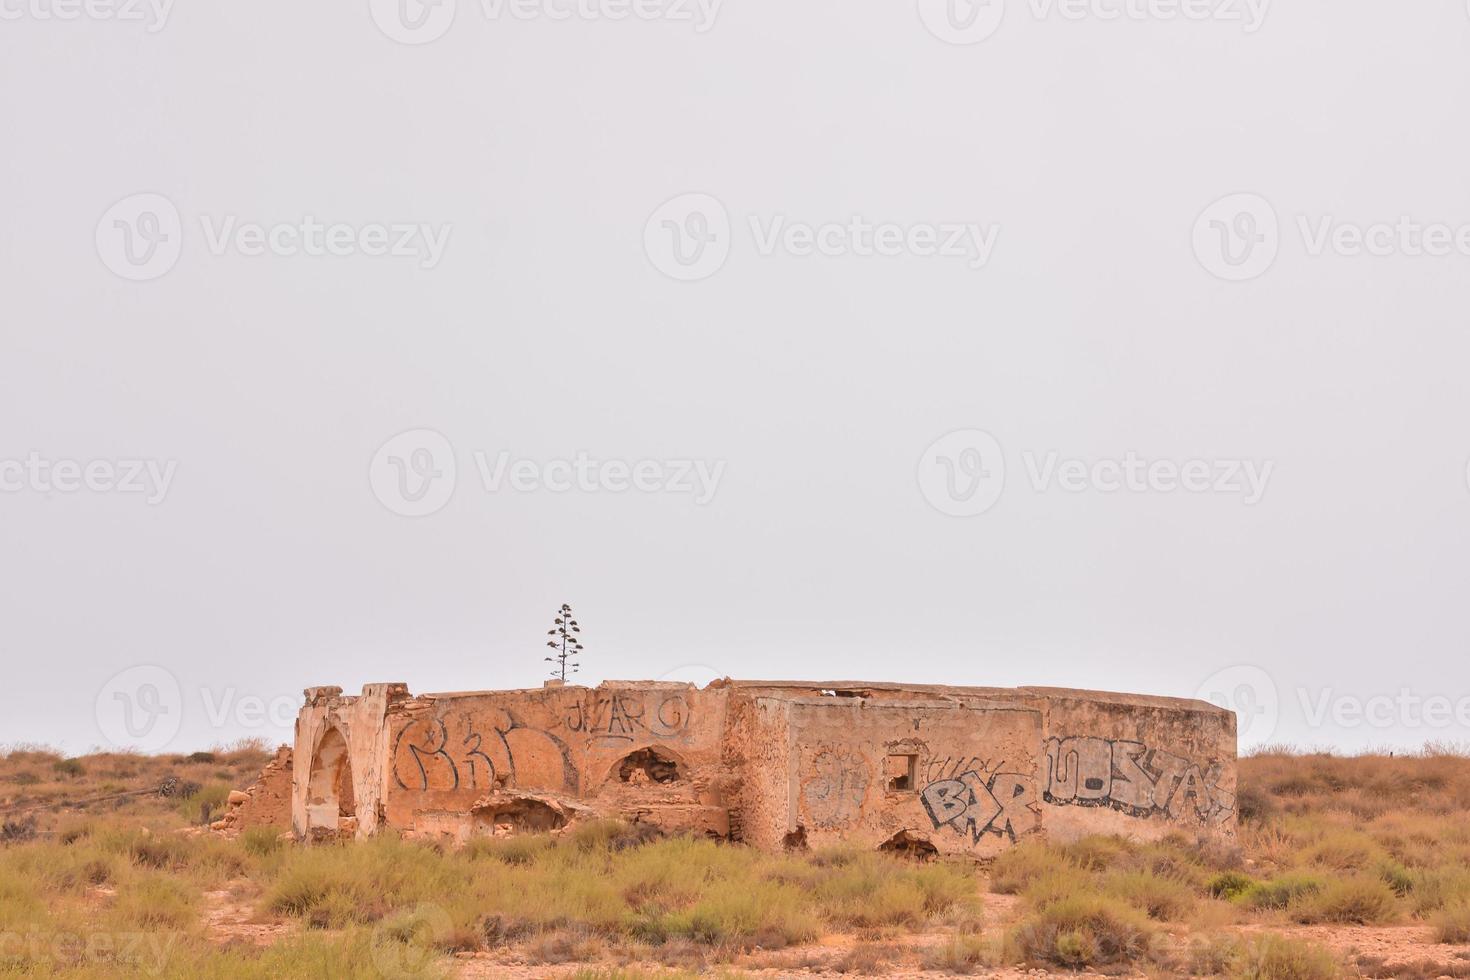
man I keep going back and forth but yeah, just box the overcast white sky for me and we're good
[2,0,1468,756]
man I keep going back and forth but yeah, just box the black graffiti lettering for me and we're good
[1042,736,1235,824]
[395,719,459,791]
[577,693,692,740]
[654,695,690,736]
[462,730,496,788]
[920,769,1036,844]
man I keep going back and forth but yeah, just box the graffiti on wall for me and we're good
[392,710,578,795]
[564,692,691,742]
[920,767,1040,843]
[921,754,991,786]
[1042,736,1234,823]
[801,748,871,829]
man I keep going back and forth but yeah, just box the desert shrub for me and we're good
[910,862,977,916]
[177,782,232,823]
[110,871,197,930]
[1299,830,1382,872]
[1408,866,1470,915]
[1289,876,1397,925]
[466,832,555,865]
[241,826,284,858]
[186,751,218,764]
[1132,837,1212,884]
[52,758,85,778]
[1235,783,1277,822]
[813,851,968,929]
[1104,869,1196,920]
[987,841,1073,894]
[1189,933,1246,975]
[1210,871,1258,900]
[1432,902,1470,943]
[1061,835,1133,871]
[1375,858,1415,896]
[1,816,37,844]
[832,941,899,974]
[0,869,45,932]
[922,931,990,973]
[1020,868,1087,911]
[1231,933,1339,980]
[1007,893,1155,968]
[525,927,606,964]
[1240,873,1325,911]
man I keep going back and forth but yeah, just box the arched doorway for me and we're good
[306,727,355,837]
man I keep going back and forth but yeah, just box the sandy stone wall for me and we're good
[1015,688,1238,843]
[213,745,293,836]
[279,677,1237,851]
[770,696,1045,858]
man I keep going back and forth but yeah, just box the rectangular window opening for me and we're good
[885,753,918,792]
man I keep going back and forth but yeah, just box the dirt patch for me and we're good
[201,880,293,947]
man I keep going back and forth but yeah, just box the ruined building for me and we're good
[233,680,1236,857]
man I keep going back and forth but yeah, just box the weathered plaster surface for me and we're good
[275,678,1236,853]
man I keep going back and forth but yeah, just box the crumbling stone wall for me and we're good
[277,677,1236,851]
[740,696,1044,859]
[1017,688,1237,842]
[213,745,293,836]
